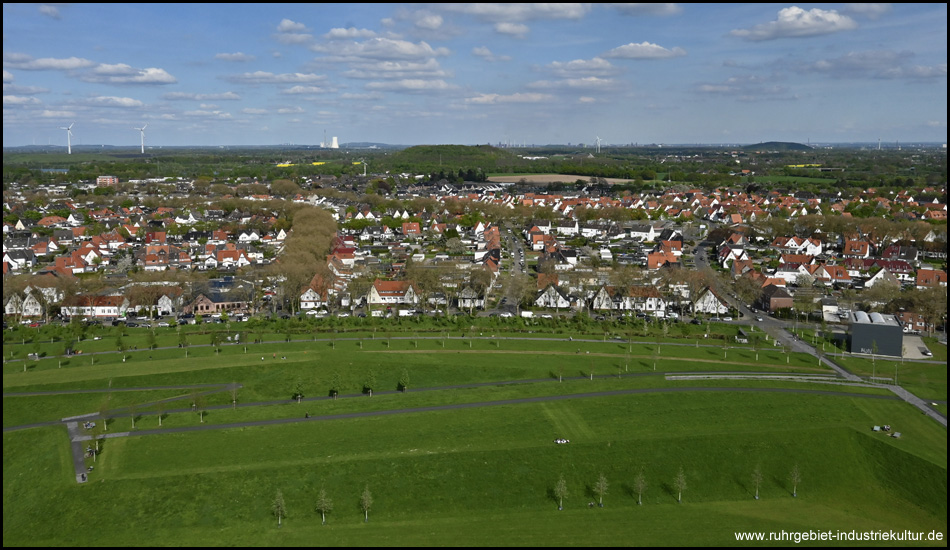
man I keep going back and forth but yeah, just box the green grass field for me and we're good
[4,330,946,546]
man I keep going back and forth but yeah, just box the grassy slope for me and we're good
[4,388,946,546]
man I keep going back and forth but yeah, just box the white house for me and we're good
[534,284,571,309]
[366,279,419,307]
[693,287,731,315]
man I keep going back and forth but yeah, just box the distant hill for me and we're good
[388,145,521,170]
[746,141,813,151]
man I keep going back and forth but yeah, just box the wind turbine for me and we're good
[60,123,74,154]
[133,123,148,154]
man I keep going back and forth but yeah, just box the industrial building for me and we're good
[848,311,903,357]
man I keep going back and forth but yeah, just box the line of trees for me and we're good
[268,485,371,526]
[551,464,803,509]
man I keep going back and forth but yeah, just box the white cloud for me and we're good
[276,19,313,44]
[183,109,232,119]
[3,70,14,83]
[339,92,384,100]
[606,3,681,16]
[415,14,444,31]
[282,86,328,94]
[277,106,305,114]
[472,47,511,62]
[603,42,686,59]
[365,79,458,92]
[447,4,590,22]
[494,22,529,38]
[314,38,450,61]
[465,92,553,104]
[38,4,60,19]
[731,7,858,41]
[547,57,616,77]
[163,91,241,101]
[242,108,269,115]
[39,109,76,118]
[529,76,617,91]
[82,66,177,85]
[3,95,41,105]
[344,59,451,80]
[227,71,325,84]
[3,83,48,94]
[277,19,308,33]
[324,27,378,40]
[215,52,255,62]
[88,96,144,108]
[6,56,96,71]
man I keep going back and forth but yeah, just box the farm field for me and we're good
[4,332,946,546]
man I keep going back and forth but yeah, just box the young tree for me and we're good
[363,370,377,397]
[790,464,802,497]
[315,487,333,525]
[752,464,763,500]
[398,368,410,392]
[293,378,305,403]
[360,485,373,523]
[554,475,568,510]
[594,473,609,507]
[633,469,647,505]
[195,393,207,423]
[273,489,287,527]
[674,467,687,503]
[98,395,112,432]
[128,403,137,429]
[329,371,343,399]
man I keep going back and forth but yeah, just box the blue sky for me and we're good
[3,3,946,147]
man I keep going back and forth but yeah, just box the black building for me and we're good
[849,311,902,357]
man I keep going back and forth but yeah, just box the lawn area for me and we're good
[4,330,946,546]
[3,390,945,546]
[833,356,947,401]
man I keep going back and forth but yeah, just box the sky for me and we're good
[2,3,947,148]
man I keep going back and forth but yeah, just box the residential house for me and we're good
[759,284,793,313]
[916,269,948,289]
[183,292,249,315]
[457,286,485,311]
[535,284,572,310]
[62,295,129,318]
[366,279,419,307]
[693,287,731,315]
